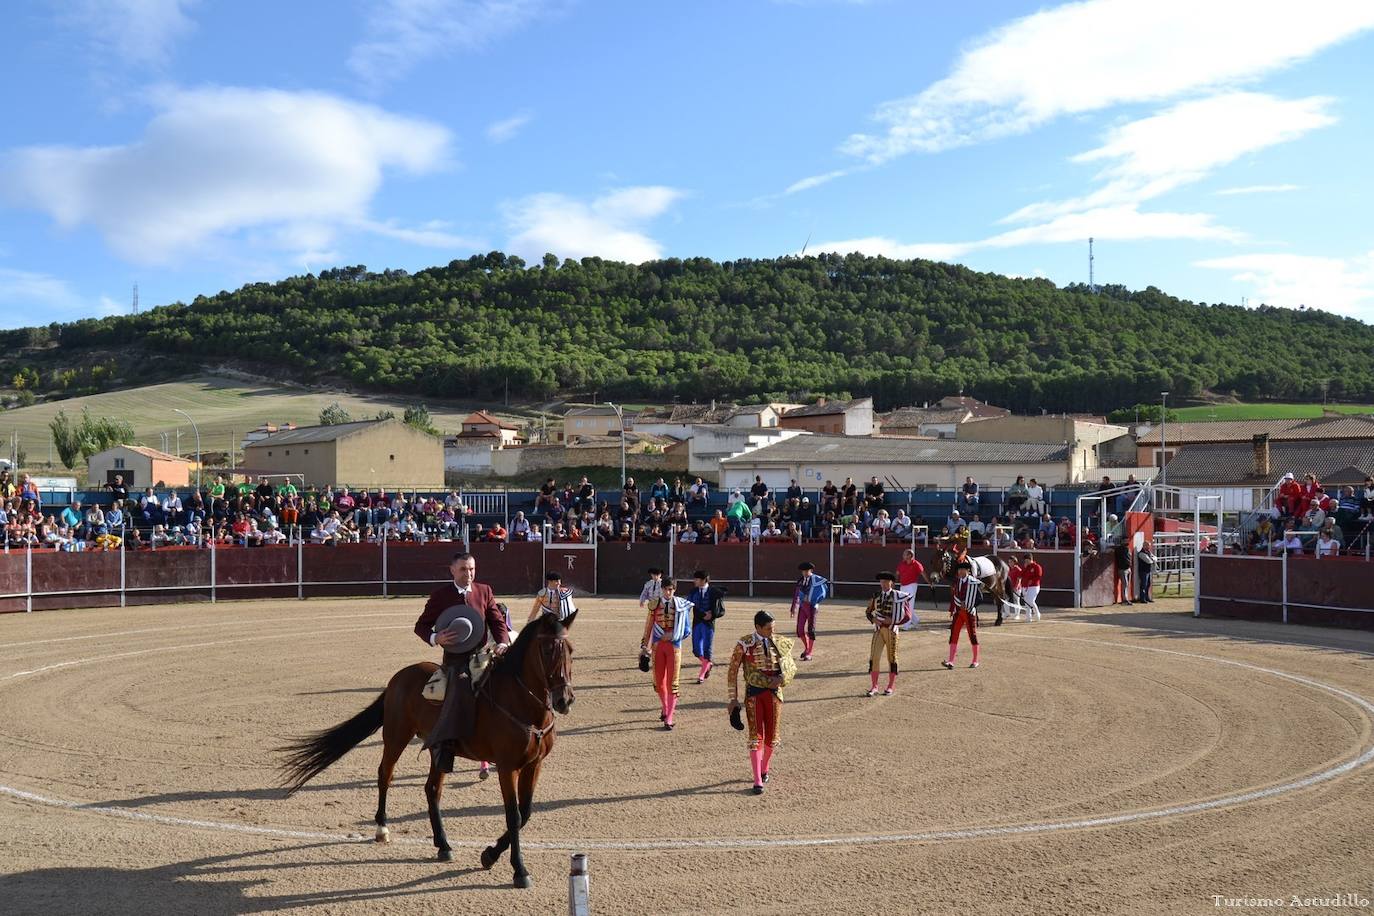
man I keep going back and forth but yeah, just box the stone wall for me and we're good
[492,444,688,477]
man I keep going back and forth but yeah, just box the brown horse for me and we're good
[929,545,1010,625]
[279,611,577,889]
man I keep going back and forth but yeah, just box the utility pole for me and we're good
[132,282,139,315]
[1160,391,1169,488]
[1088,237,1096,293]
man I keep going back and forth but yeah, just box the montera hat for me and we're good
[798,561,815,571]
[433,604,486,654]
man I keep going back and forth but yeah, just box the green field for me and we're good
[0,375,530,468]
[1171,403,1374,421]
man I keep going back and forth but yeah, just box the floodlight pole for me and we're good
[172,408,201,488]
[1159,392,1169,490]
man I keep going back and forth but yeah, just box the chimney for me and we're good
[816,397,827,406]
[1252,433,1271,478]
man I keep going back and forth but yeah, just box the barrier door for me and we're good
[547,542,597,596]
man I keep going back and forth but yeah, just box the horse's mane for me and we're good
[494,613,562,677]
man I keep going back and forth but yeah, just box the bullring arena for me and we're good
[2,580,1372,914]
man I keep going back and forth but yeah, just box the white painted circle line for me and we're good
[0,627,1369,851]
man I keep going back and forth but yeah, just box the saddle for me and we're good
[422,644,499,703]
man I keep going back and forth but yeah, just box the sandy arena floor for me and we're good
[0,594,1371,915]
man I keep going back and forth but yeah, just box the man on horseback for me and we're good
[414,551,511,772]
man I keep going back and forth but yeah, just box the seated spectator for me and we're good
[527,524,543,543]
[150,524,171,547]
[708,510,728,543]
[960,476,980,509]
[1026,478,1046,516]
[1320,516,1343,545]
[312,511,343,545]
[1362,476,1374,521]
[796,497,817,539]
[864,476,885,509]
[535,477,557,512]
[820,479,839,514]
[1036,513,1056,546]
[783,521,801,542]
[841,477,858,513]
[841,521,863,544]
[786,479,803,503]
[1277,524,1304,554]
[487,521,508,542]
[545,497,565,526]
[749,476,770,513]
[1315,528,1339,558]
[1251,517,1275,552]
[689,476,709,506]
[679,524,698,543]
[761,520,783,540]
[510,511,531,542]
[649,477,670,502]
[992,525,1014,550]
[967,516,987,539]
[1301,503,1325,531]
[185,518,202,545]
[1336,486,1361,526]
[870,509,891,540]
[1006,476,1029,516]
[140,487,163,526]
[106,504,126,533]
[623,477,640,513]
[889,509,912,540]
[947,509,966,534]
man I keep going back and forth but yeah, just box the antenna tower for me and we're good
[1088,238,1096,293]
[132,282,140,315]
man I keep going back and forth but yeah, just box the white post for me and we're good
[120,534,127,607]
[748,530,755,597]
[568,853,591,916]
[25,544,32,613]
[668,524,676,581]
[382,530,389,599]
[1281,548,1289,624]
[210,534,217,603]
[297,533,304,600]
[1073,494,1082,608]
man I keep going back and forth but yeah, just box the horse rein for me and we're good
[481,634,571,744]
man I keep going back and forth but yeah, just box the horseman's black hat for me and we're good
[876,571,897,581]
[545,571,562,582]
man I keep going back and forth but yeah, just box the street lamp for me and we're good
[605,401,625,488]
[1159,392,1169,489]
[172,408,201,488]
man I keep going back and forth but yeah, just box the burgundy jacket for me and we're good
[414,581,508,648]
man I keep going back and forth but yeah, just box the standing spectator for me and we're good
[1361,476,1374,521]
[896,548,924,630]
[1136,543,1156,602]
[106,474,129,506]
[1113,539,1133,605]
[726,497,752,540]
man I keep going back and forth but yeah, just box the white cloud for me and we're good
[1002,93,1335,224]
[355,218,484,249]
[486,111,534,143]
[0,268,120,327]
[816,206,1239,262]
[841,0,1374,164]
[0,86,452,264]
[504,186,684,263]
[784,169,850,195]
[1215,184,1303,196]
[1196,251,1374,318]
[60,0,198,70]
[350,0,561,91]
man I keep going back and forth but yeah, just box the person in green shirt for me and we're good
[209,476,226,501]
[726,495,752,539]
[277,480,298,499]
[236,480,254,499]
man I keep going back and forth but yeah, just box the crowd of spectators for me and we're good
[1244,472,1374,557]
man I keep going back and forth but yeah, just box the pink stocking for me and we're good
[665,694,678,725]
[972,644,981,664]
[749,748,763,786]
[947,642,957,664]
[761,745,774,776]
[869,670,879,691]
[885,671,897,691]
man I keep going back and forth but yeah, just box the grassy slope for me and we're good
[0,375,530,459]
[1172,403,1374,421]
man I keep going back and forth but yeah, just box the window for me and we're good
[389,454,395,461]
[114,458,125,469]
[576,420,584,428]
[268,451,273,457]
[304,449,310,455]
[285,450,290,456]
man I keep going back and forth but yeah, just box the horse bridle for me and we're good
[484,633,572,743]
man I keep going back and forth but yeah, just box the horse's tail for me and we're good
[278,692,385,795]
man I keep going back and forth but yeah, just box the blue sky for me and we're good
[3,0,1374,329]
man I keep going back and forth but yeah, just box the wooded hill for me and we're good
[8,252,1372,413]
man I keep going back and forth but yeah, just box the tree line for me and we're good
[9,252,1374,413]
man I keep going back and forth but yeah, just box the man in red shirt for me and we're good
[896,548,925,631]
[1006,558,1025,620]
[413,551,511,772]
[1019,553,1043,621]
